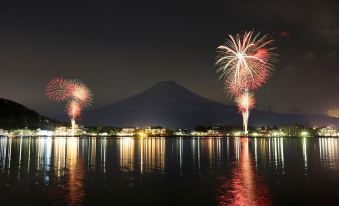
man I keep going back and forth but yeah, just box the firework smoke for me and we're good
[216,31,276,135]
[45,77,92,135]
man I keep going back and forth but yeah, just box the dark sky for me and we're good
[0,0,338,116]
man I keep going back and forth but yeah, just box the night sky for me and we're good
[0,0,338,116]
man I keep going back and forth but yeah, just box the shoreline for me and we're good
[1,135,338,138]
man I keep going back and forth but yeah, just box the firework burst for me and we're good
[69,79,93,108]
[216,31,275,96]
[216,31,276,135]
[45,77,73,102]
[45,77,93,134]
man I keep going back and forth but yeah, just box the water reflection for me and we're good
[117,137,167,174]
[268,138,285,170]
[319,138,339,170]
[0,137,11,173]
[218,138,271,206]
[302,137,308,174]
[2,136,339,205]
[120,137,134,172]
[66,137,85,205]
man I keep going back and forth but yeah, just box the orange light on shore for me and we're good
[328,109,339,118]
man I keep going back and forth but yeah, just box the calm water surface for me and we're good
[1,136,339,205]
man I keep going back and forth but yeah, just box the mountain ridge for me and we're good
[83,81,339,128]
[0,98,63,130]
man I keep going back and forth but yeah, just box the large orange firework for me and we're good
[69,79,93,108]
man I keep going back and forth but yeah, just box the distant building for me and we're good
[317,127,338,137]
[54,125,83,136]
[0,129,9,136]
[256,127,271,137]
[270,129,286,137]
[10,128,35,137]
[35,129,53,136]
[144,127,166,136]
[191,131,205,136]
[173,129,190,136]
[54,127,68,136]
[117,127,136,136]
[207,129,222,136]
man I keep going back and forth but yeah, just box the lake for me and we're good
[1,136,339,205]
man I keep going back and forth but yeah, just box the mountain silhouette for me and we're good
[83,81,339,128]
[0,98,62,130]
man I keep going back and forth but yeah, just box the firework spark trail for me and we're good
[216,31,275,135]
[67,100,82,136]
[67,100,82,120]
[236,90,255,134]
[45,77,92,135]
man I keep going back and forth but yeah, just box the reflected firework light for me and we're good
[67,100,82,120]
[217,138,272,205]
[45,77,73,102]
